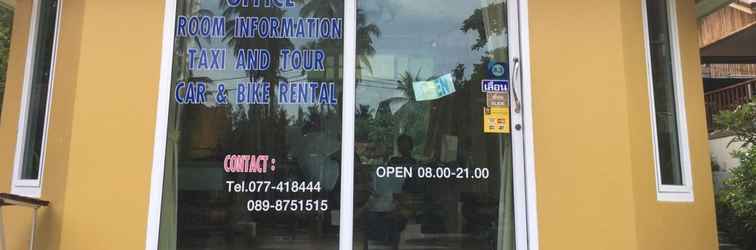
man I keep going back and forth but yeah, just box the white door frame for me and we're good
[144,0,539,249]
[508,1,540,249]
[517,0,540,248]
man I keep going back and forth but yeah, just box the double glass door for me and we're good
[157,0,527,249]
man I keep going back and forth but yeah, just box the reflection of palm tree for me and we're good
[297,0,381,138]
[394,71,429,151]
[356,9,380,75]
[223,5,294,84]
[369,70,429,157]
[397,70,420,101]
[222,5,294,153]
[373,70,418,120]
[298,0,341,18]
[298,0,380,76]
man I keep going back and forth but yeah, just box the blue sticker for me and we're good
[488,62,509,79]
[482,79,509,93]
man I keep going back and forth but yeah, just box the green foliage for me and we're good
[717,198,756,250]
[0,6,13,83]
[722,146,756,228]
[715,99,756,249]
[715,100,756,146]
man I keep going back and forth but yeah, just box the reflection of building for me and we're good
[0,1,729,250]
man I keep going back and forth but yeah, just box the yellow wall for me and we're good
[55,0,165,249]
[528,0,717,249]
[0,0,165,249]
[528,0,640,249]
[0,0,37,248]
[622,0,719,249]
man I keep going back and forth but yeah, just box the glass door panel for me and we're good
[159,0,344,249]
[352,0,517,249]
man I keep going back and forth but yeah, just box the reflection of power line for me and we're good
[361,76,397,83]
[210,75,249,82]
[358,83,399,90]
[359,77,401,86]
[205,72,308,82]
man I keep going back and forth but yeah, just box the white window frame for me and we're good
[145,0,540,249]
[641,0,694,202]
[11,0,62,198]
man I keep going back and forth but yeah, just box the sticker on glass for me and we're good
[486,92,509,108]
[481,79,508,93]
[488,62,508,79]
[413,73,456,101]
[483,107,510,134]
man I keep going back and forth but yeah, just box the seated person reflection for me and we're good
[363,134,418,250]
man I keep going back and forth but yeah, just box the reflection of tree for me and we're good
[298,0,380,76]
[461,9,488,51]
[353,2,511,161]
[301,105,337,134]
[223,5,294,83]
[353,103,396,161]
[355,9,381,75]
[299,0,341,18]
[294,0,383,162]
[373,102,397,159]
[355,104,372,141]
[222,4,294,156]
[461,6,515,249]
[422,2,508,159]
[393,71,429,156]
[298,0,342,82]
[462,3,507,52]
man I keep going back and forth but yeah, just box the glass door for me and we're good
[348,0,525,249]
[154,0,526,249]
[158,0,345,249]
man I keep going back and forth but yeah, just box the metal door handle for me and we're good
[512,57,522,114]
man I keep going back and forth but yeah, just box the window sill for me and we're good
[656,191,694,202]
[11,186,42,199]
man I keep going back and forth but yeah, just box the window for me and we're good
[642,0,693,202]
[11,0,60,198]
[0,2,14,118]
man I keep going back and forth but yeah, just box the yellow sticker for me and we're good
[483,107,510,134]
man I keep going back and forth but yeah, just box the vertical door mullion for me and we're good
[508,1,530,250]
[340,0,357,249]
